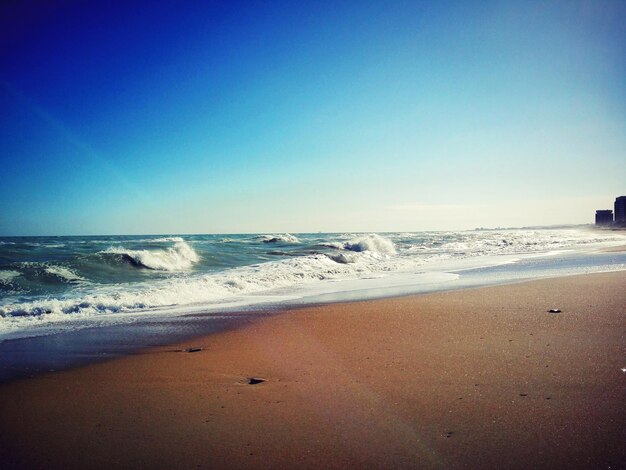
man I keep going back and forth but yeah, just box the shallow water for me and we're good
[1,230,625,383]
[1,227,624,341]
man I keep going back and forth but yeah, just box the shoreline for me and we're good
[2,233,625,346]
[2,245,626,384]
[3,247,626,384]
[1,271,624,469]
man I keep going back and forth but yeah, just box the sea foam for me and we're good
[102,239,199,271]
[1,229,625,339]
[318,234,398,256]
[0,270,21,284]
[44,265,85,283]
[260,233,300,244]
[0,238,407,322]
[343,234,397,255]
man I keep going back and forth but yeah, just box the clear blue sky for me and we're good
[1,0,625,235]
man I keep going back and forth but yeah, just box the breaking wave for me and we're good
[0,249,408,320]
[260,233,300,244]
[150,237,185,243]
[44,265,85,283]
[0,263,85,286]
[102,240,199,271]
[319,234,397,257]
[2,228,625,337]
[0,270,21,284]
[343,234,397,255]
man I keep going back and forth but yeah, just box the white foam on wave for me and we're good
[2,228,624,339]
[44,266,85,283]
[260,233,300,244]
[103,240,199,271]
[426,228,626,258]
[1,263,85,284]
[0,243,412,324]
[318,241,345,250]
[343,234,397,255]
[0,270,21,284]
[328,252,361,264]
[319,234,397,256]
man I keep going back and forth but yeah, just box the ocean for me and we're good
[1,227,625,343]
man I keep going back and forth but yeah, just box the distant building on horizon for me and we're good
[615,196,626,223]
[595,210,613,225]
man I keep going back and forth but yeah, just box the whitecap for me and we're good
[149,237,185,243]
[343,234,397,255]
[102,240,199,271]
[260,234,300,244]
[0,270,21,284]
[318,241,345,250]
[0,247,415,321]
[44,266,85,283]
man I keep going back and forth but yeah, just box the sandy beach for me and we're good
[1,271,624,469]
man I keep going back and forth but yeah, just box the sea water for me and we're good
[1,227,625,341]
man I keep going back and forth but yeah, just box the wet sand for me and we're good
[1,272,625,469]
